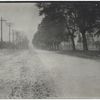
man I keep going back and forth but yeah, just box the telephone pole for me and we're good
[0,16,6,44]
[7,22,13,43]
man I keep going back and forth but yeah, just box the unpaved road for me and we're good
[0,48,56,99]
[0,48,100,98]
[35,49,100,98]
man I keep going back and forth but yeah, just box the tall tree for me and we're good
[63,6,78,50]
[36,2,77,50]
[61,2,98,51]
[74,2,98,50]
[33,15,66,49]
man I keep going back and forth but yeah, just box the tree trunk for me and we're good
[81,32,88,51]
[70,35,76,51]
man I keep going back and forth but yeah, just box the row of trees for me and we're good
[33,2,100,51]
[0,30,29,49]
[14,31,29,49]
[0,16,29,49]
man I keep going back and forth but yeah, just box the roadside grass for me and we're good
[57,50,100,60]
[35,46,100,60]
[8,78,56,99]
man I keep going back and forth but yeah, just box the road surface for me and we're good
[35,49,100,98]
[0,47,100,98]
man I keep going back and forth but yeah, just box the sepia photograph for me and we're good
[0,1,100,99]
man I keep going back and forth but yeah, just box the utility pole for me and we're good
[0,16,6,44]
[7,22,13,43]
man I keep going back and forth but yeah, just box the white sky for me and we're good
[0,3,43,43]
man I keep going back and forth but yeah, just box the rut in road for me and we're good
[0,49,57,99]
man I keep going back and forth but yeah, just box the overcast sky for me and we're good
[0,3,43,43]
